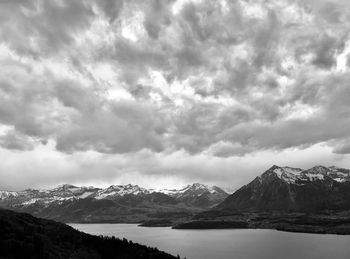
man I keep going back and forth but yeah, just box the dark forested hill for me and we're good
[0,208,180,259]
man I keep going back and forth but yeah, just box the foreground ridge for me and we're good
[0,208,180,259]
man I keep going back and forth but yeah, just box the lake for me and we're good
[70,224,350,259]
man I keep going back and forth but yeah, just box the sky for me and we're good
[1,0,350,191]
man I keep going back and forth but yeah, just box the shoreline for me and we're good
[69,220,350,235]
[65,210,350,235]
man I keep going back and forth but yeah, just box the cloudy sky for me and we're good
[1,0,350,191]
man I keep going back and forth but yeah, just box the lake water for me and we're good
[70,224,350,259]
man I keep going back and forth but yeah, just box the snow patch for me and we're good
[270,165,349,183]
[272,167,303,183]
[77,191,94,199]
[303,173,324,181]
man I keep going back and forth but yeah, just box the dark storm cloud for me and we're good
[0,65,166,154]
[1,0,350,159]
[170,102,254,154]
[251,9,280,69]
[311,34,341,69]
[319,2,343,24]
[142,0,173,39]
[0,130,35,151]
[0,0,94,56]
[334,141,350,154]
[96,0,124,22]
[55,100,166,154]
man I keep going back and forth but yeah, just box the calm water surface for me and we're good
[70,223,350,259]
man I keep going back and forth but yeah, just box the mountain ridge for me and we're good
[0,182,229,224]
[0,182,228,205]
[174,165,350,234]
[216,165,350,213]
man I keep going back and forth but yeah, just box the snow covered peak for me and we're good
[262,166,304,183]
[157,183,227,198]
[303,166,350,182]
[0,190,18,199]
[94,184,149,199]
[306,165,329,174]
[184,183,212,192]
[326,166,350,182]
[328,166,349,173]
[263,165,350,184]
[279,167,303,183]
[272,166,302,177]
[0,182,228,209]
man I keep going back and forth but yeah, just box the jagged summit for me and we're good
[260,165,303,184]
[260,165,350,184]
[159,183,227,196]
[0,182,228,210]
[269,164,282,170]
[95,184,150,199]
[182,183,217,193]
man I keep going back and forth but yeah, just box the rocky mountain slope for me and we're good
[216,165,350,213]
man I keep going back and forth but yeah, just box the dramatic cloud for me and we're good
[1,0,350,189]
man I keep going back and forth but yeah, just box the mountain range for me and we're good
[0,183,228,223]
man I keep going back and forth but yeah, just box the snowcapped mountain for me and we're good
[262,165,350,184]
[159,183,227,197]
[0,184,101,206]
[0,184,152,206]
[157,183,228,207]
[0,182,228,223]
[217,165,350,213]
[0,183,228,209]
[0,191,19,199]
[94,184,150,199]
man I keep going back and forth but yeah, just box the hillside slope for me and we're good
[0,208,179,259]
